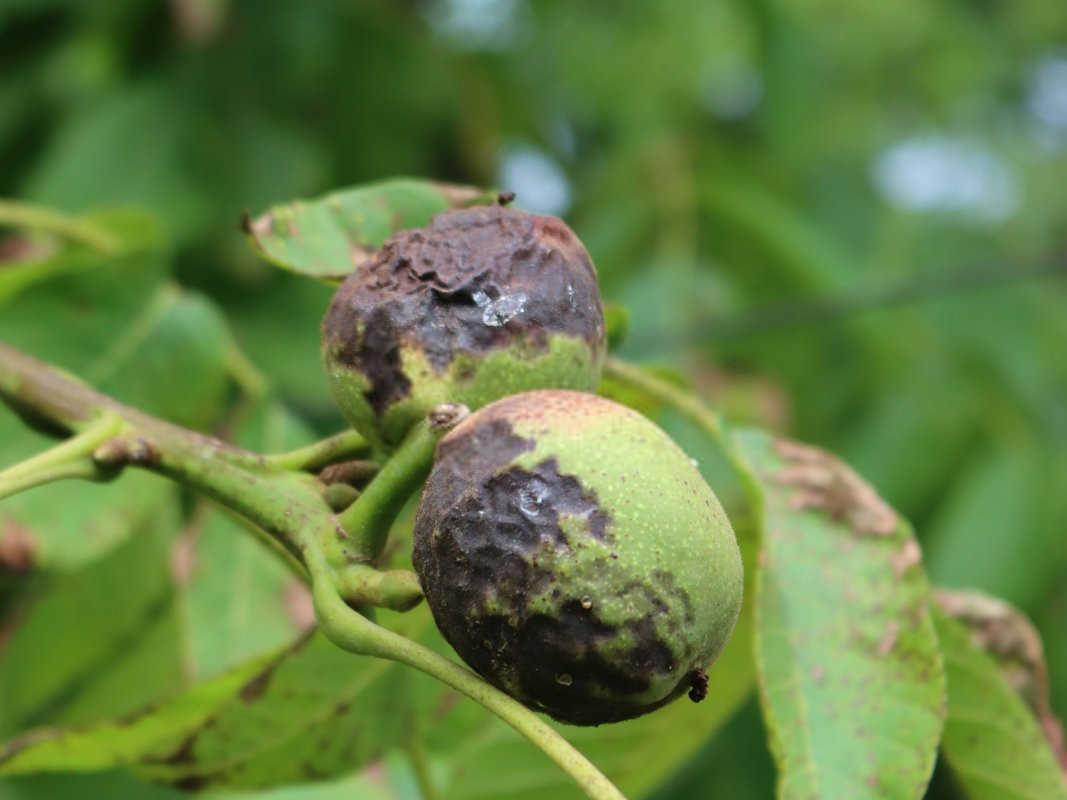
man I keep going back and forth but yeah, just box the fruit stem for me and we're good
[303,541,627,800]
[262,429,371,472]
[0,413,124,501]
[0,460,99,502]
[334,422,439,561]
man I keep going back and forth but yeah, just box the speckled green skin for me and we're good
[413,390,744,725]
[325,334,601,447]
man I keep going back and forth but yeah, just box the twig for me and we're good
[263,430,370,472]
[0,200,119,253]
[305,543,626,800]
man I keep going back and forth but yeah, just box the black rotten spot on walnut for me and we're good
[412,390,745,726]
[321,205,606,446]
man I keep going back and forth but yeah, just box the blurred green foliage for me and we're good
[2,1,1067,798]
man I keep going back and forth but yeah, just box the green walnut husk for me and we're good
[321,204,605,449]
[413,390,744,725]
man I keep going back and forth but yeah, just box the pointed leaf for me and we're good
[178,403,318,680]
[0,511,185,737]
[0,652,272,776]
[0,285,233,572]
[244,178,495,280]
[934,592,1067,800]
[734,429,945,800]
[0,617,430,791]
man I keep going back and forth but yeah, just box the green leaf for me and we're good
[178,403,318,681]
[603,302,630,351]
[0,205,235,572]
[0,755,419,800]
[23,84,212,244]
[0,511,185,737]
[0,284,233,572]
[734,429,945,800]
[225,274,336,411]
[244,178,495,280]
[0,616,431,791]
[0,651,272,776]
[924,447,1062,613]
[0,207,141,305]
[132,634,413,791]
[934,591,1067,800]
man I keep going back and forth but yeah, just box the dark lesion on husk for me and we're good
[321,205,605,416]
[413,419,690,725]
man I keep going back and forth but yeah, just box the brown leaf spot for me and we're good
[0,521,37,573]
[935,590,1044,679]
[250,212,273,238]
[282,580,316,633]
[877,620,900,657]
[773,439,897,536]
[892,539,922,578]
[935,588,1067,770]
[433,690,462,720]
[169,506,208,587]
[170,531,198,587]
[239,667,275,702]
[0,235,51,264]
[363,760,387,785]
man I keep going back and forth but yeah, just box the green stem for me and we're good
[334,423,439,562]
[0,460,102,502]
[304,544,625,800]
[0,200,119,253]
[0,343,323,558]
[0,413,122,480]
[0,341,626,799]
[263,429,370,472]
[0,342,415,608]
[0,413,124,501]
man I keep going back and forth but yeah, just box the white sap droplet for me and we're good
[565,283,577,311]
[580,596,593,610]
[518,485,545,519]
[555,673,573,687]
[689,457,700,469]
[482,292,528,327]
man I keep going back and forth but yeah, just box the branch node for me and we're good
[92,436,160,469]
[428,403,469,431]
[319,459,378,487]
